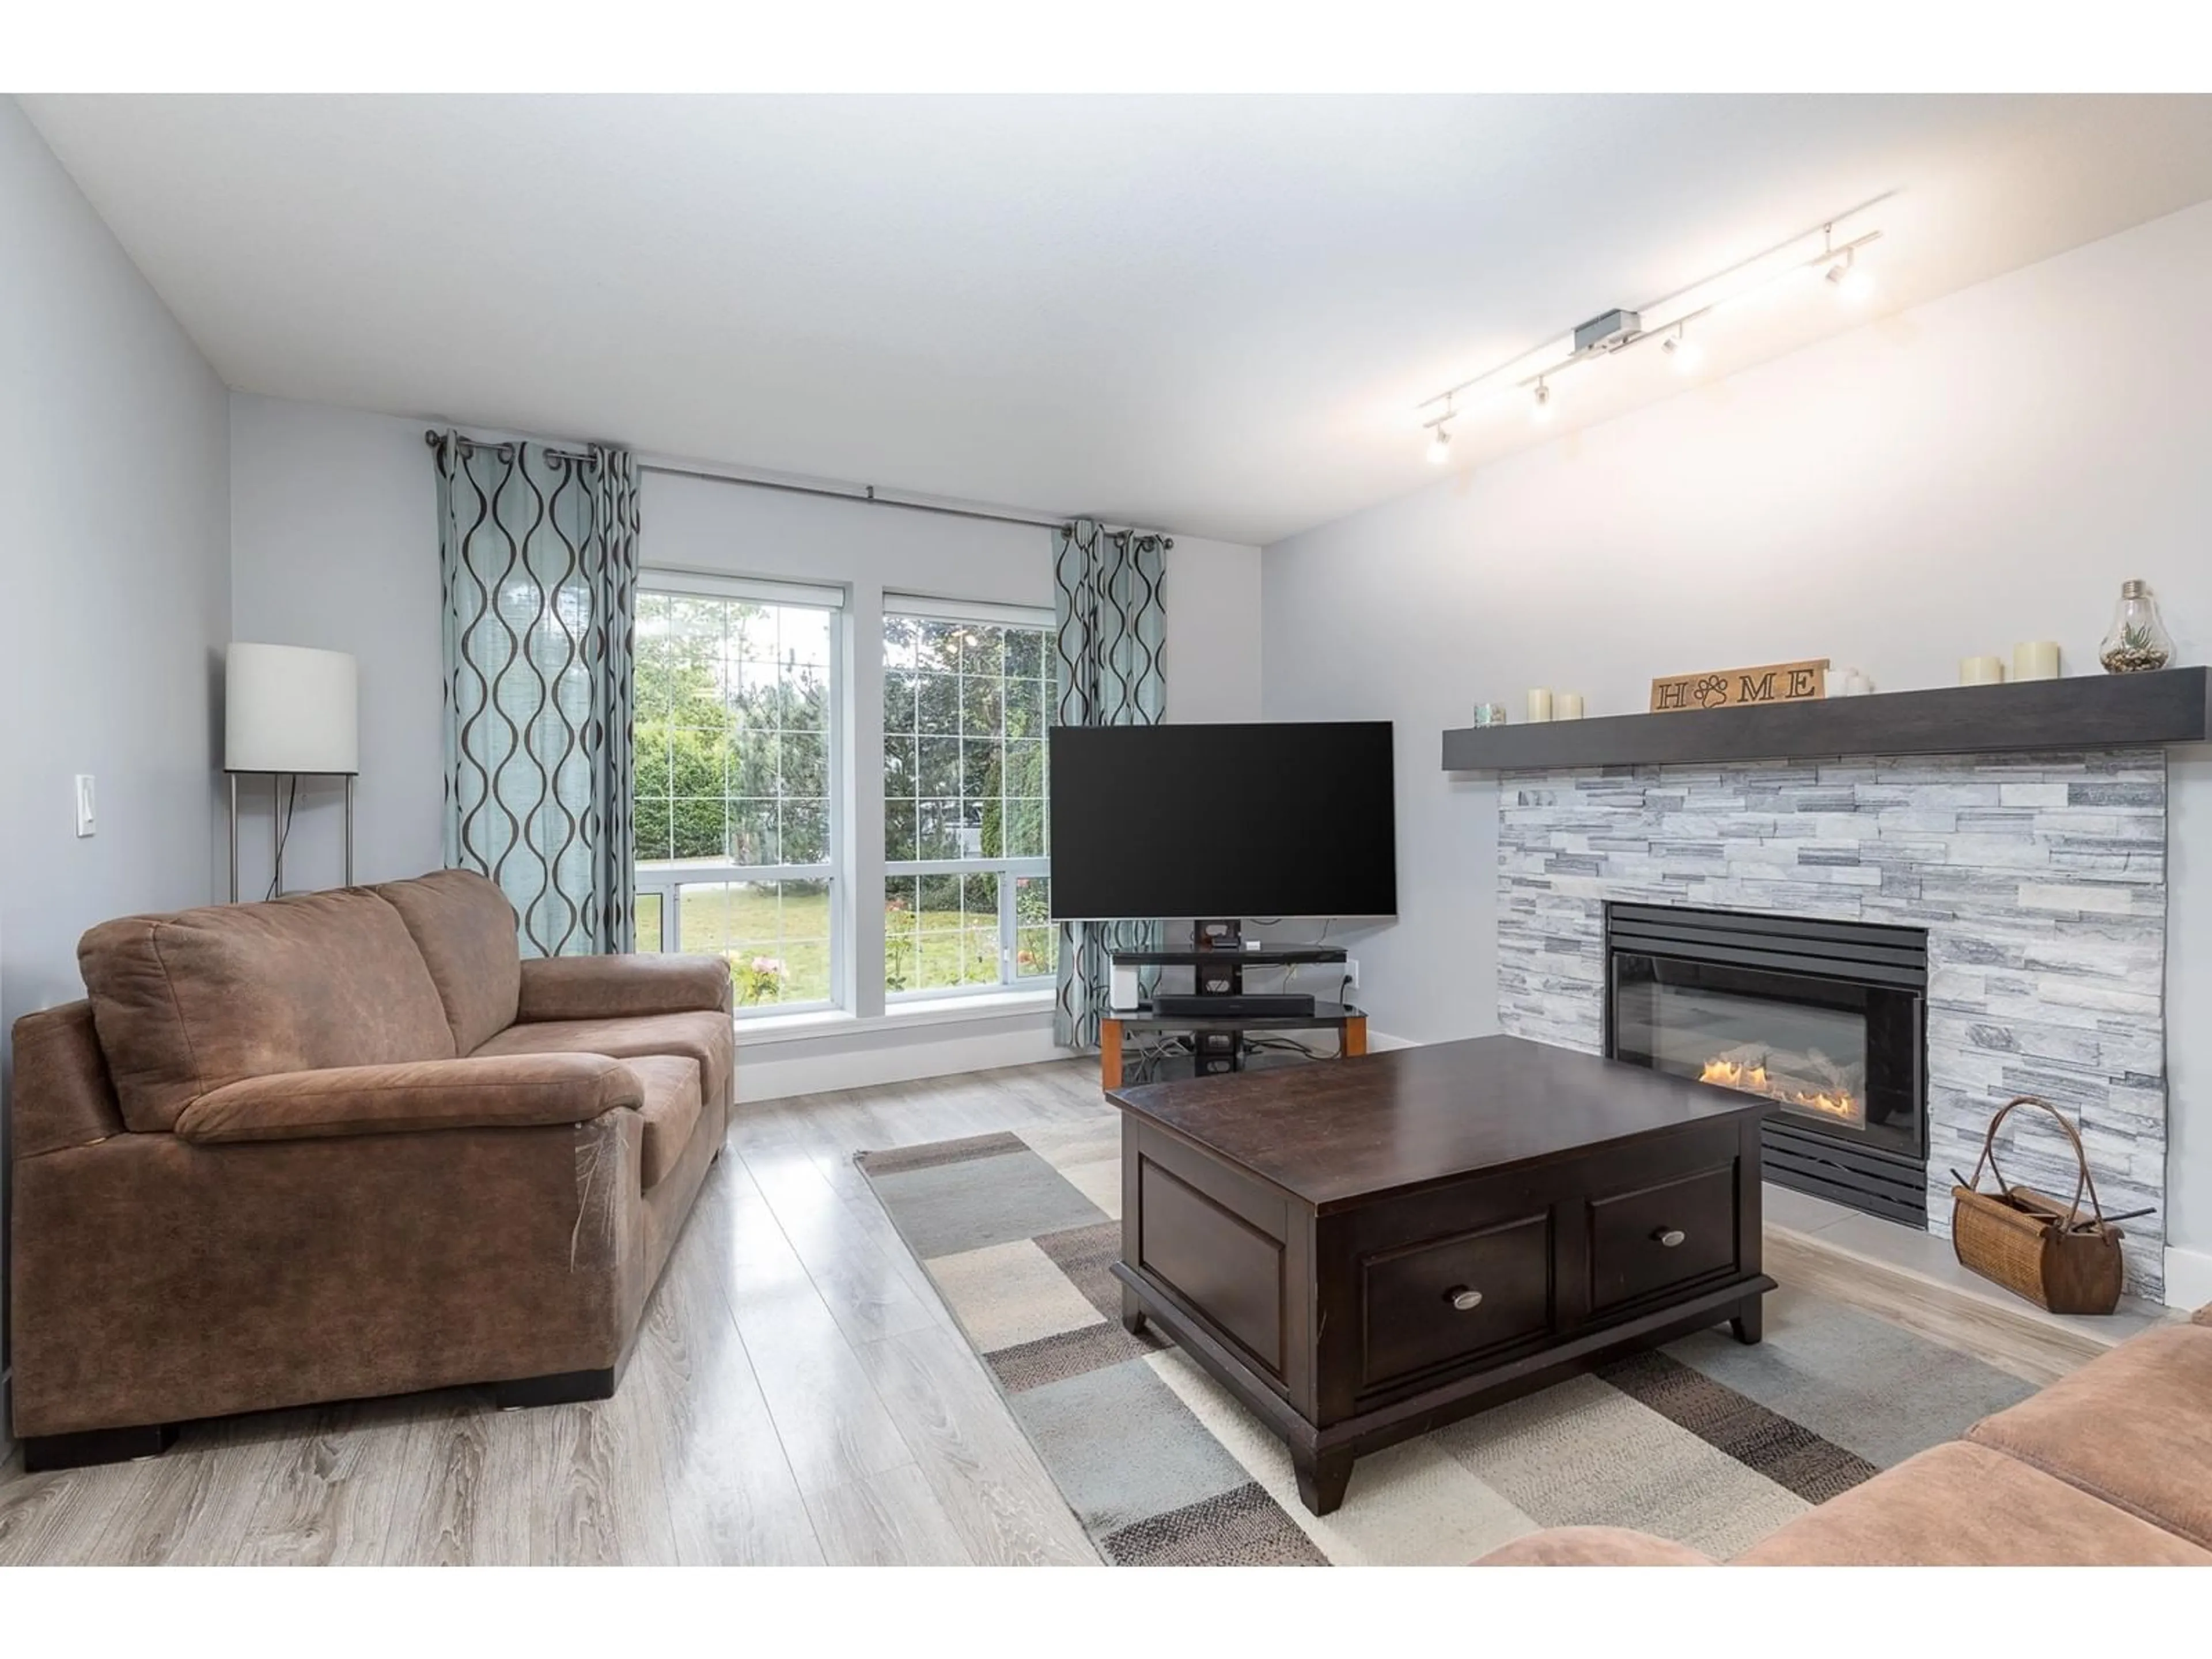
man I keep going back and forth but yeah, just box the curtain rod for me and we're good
[423,429,1171,544]
[641,459,1078,534]
[425,429,594,465]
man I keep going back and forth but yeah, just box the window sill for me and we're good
[734,988,1057,1047]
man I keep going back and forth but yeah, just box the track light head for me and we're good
[1531,381,1554,423]
[1662,324,1702,372]
[1426,424,1453,465]
[1826,247,1871,301]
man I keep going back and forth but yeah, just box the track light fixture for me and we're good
[1414,198,1888,457]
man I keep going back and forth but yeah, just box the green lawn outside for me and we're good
[637,880,1055,1006]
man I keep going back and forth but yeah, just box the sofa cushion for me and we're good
[1733,1441,2212,1566]
[79,889,457,1132]
[517,953,732,1022]
[624,1055,704,1190]
[473,1010,733,1101]
[375,870,522,1053]
[1474,1527,1714,1566]
[1964,1323,2212,1550]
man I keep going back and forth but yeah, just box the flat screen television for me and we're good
[1048,722,1397,921]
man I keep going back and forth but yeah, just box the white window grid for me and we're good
[882,600,1056,999]
[633,570,846,1016]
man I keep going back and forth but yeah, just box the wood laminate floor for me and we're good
[0,1060,1112,1567]
[2,1056,2155,1567]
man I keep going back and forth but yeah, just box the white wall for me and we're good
[1262,197,2212,1302]
[226,399,1264,1095]
[228,396,446,891]
[0,100,232,1449]
[1164,537,1263,723]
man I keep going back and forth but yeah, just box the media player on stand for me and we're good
[1094,999,1368,1089]
[1152,993,1317,1018]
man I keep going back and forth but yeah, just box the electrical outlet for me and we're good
[74,774,96,838]
[1344,958,1361,989]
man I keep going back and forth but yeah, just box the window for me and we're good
[632,576,842,1013]
[882,600,1057,997]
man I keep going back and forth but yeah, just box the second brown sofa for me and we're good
[7,869,734,1471]
[1475,1302,2212,1566]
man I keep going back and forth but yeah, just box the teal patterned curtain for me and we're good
[433,431,640,956]
[1052,518,1169,1048]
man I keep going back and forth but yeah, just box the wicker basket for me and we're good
[1950,1096,2125,1316]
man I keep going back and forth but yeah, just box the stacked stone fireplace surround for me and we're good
[1496,748,2168,1298]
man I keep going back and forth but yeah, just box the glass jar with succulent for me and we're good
[2099,579,2175,673]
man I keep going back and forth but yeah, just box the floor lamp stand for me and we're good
[227,770,356,903]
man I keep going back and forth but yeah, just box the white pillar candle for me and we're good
[1959,656,2005,686]
[1844,669,1872,696]
[2013,641,2061,681]
[1526,688,1553,723]
[1556,692,1585,720]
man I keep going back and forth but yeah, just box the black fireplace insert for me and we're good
[1605,903,1930,1225]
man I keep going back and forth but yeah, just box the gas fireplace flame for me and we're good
[1701,1058,1768,1093]
[1700,1056,1863,1124]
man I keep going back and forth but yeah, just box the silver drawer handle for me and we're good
[1654,1228,1687,1248]
[1446,1286,1484,1311]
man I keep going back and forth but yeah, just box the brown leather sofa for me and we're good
[1476,1303,2212,1566]
[7,870,734,1472]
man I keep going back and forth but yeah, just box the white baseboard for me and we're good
[2165,1245,2212,1312]
[738,1016,1416,1104]
[734,1022,1415,1110]
[737,1014,1077,1104]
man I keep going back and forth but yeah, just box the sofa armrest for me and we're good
[173,1054,643,1145]
[515,953,734,1022]
[10,1000,127,1157]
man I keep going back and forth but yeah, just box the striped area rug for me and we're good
[858,1120,2039,1566]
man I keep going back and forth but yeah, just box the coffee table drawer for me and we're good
[1588,1162,1738,1312]
[1359,1213,1552,1389]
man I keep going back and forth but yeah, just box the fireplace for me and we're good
[1604,903,1929,1226]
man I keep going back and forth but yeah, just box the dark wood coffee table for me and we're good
[1107,1033,1774,1514]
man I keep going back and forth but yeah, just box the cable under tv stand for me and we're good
[1101,920,1363,1090]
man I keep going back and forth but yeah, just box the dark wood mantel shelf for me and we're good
[1442,666,2211,772]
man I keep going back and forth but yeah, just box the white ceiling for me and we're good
[22,94,2212,545]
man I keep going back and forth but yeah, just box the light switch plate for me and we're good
[74,774,96,838]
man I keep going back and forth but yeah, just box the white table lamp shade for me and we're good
[226,643,359,774]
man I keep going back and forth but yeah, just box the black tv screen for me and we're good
[1048,722,1397,921]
